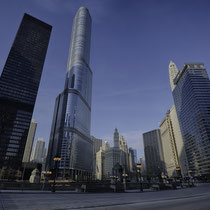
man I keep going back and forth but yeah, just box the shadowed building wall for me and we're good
[143,129,165,177]
[0,14,51,176]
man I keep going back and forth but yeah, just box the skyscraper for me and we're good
[46,7,93,180]
[119,135,129,171]
[114,128,120,148]
[30,138,46,163]
[172,63,210,177]
[22,119,37,163]
[169,105,188,176]
[169,61,179,91]
[0,14,52,176]
[128,147,135,172]
[143,129,165,177]
[91,136,102,177]
[96,141,110,180]
[104,129,121,178]
[160,109,181,177]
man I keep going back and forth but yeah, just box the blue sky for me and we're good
[1,0,210,159]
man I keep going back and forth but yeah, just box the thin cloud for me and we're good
[98,86,168,97]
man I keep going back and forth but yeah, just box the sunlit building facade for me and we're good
[22,119,37,163]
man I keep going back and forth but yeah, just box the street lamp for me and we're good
[176,167,182,181]
[136,163,143,192]
[110,175,118,192]
[52,156,61,192]
[42,171,52,190]
[122,173,128,191]
[175,167,182,187]
[176,167,181,176]
[188,169,193,183]
[188,169,192,177]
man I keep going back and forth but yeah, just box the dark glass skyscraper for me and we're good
[173,63,210,177]
[46,7,93,179]
[143,129,165,177]
[0,14,52,175]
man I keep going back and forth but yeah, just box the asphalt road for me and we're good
[1,183,210,210]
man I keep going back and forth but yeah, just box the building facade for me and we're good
[91,136,102,177]
[104,129,121,178]
[96,141,110,180]
[30,138,46,163]
[0,14,51,176]
[46,7,93,179]
[172,63,210,177]
[22,119,37,163]
[160,110,180,177]
[143,129,164,177]
[169,61,179,91]
[119,135,129,171]
[169,105,188,176]
[128,148,135,172]
[95,129,136,180]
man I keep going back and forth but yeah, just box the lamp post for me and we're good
[176,167,182,188]
[42,171,52,191]
[188,169,192,177]
[188,169,193,184]
[122,173,128,191]
[136,163,143,192]
[176,167,181,177]
[110,175,118,192]
[52,156,61,193]
[161,175,167,183]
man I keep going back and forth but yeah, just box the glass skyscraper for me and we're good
[46,7,93,179]
[173,63,210,177]
[143,129,165,177]
[0,14,52,176]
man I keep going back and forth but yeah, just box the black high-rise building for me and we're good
[0,14,52,176]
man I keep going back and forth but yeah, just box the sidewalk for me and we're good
[0,188,156,194]
[0,190,78,194]
[125,189,153,193]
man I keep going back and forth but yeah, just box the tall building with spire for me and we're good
[169,61,179,91]
[114,128,120,148]
[46,7,93,180]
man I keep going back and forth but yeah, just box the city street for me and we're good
[0,183,210,209]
